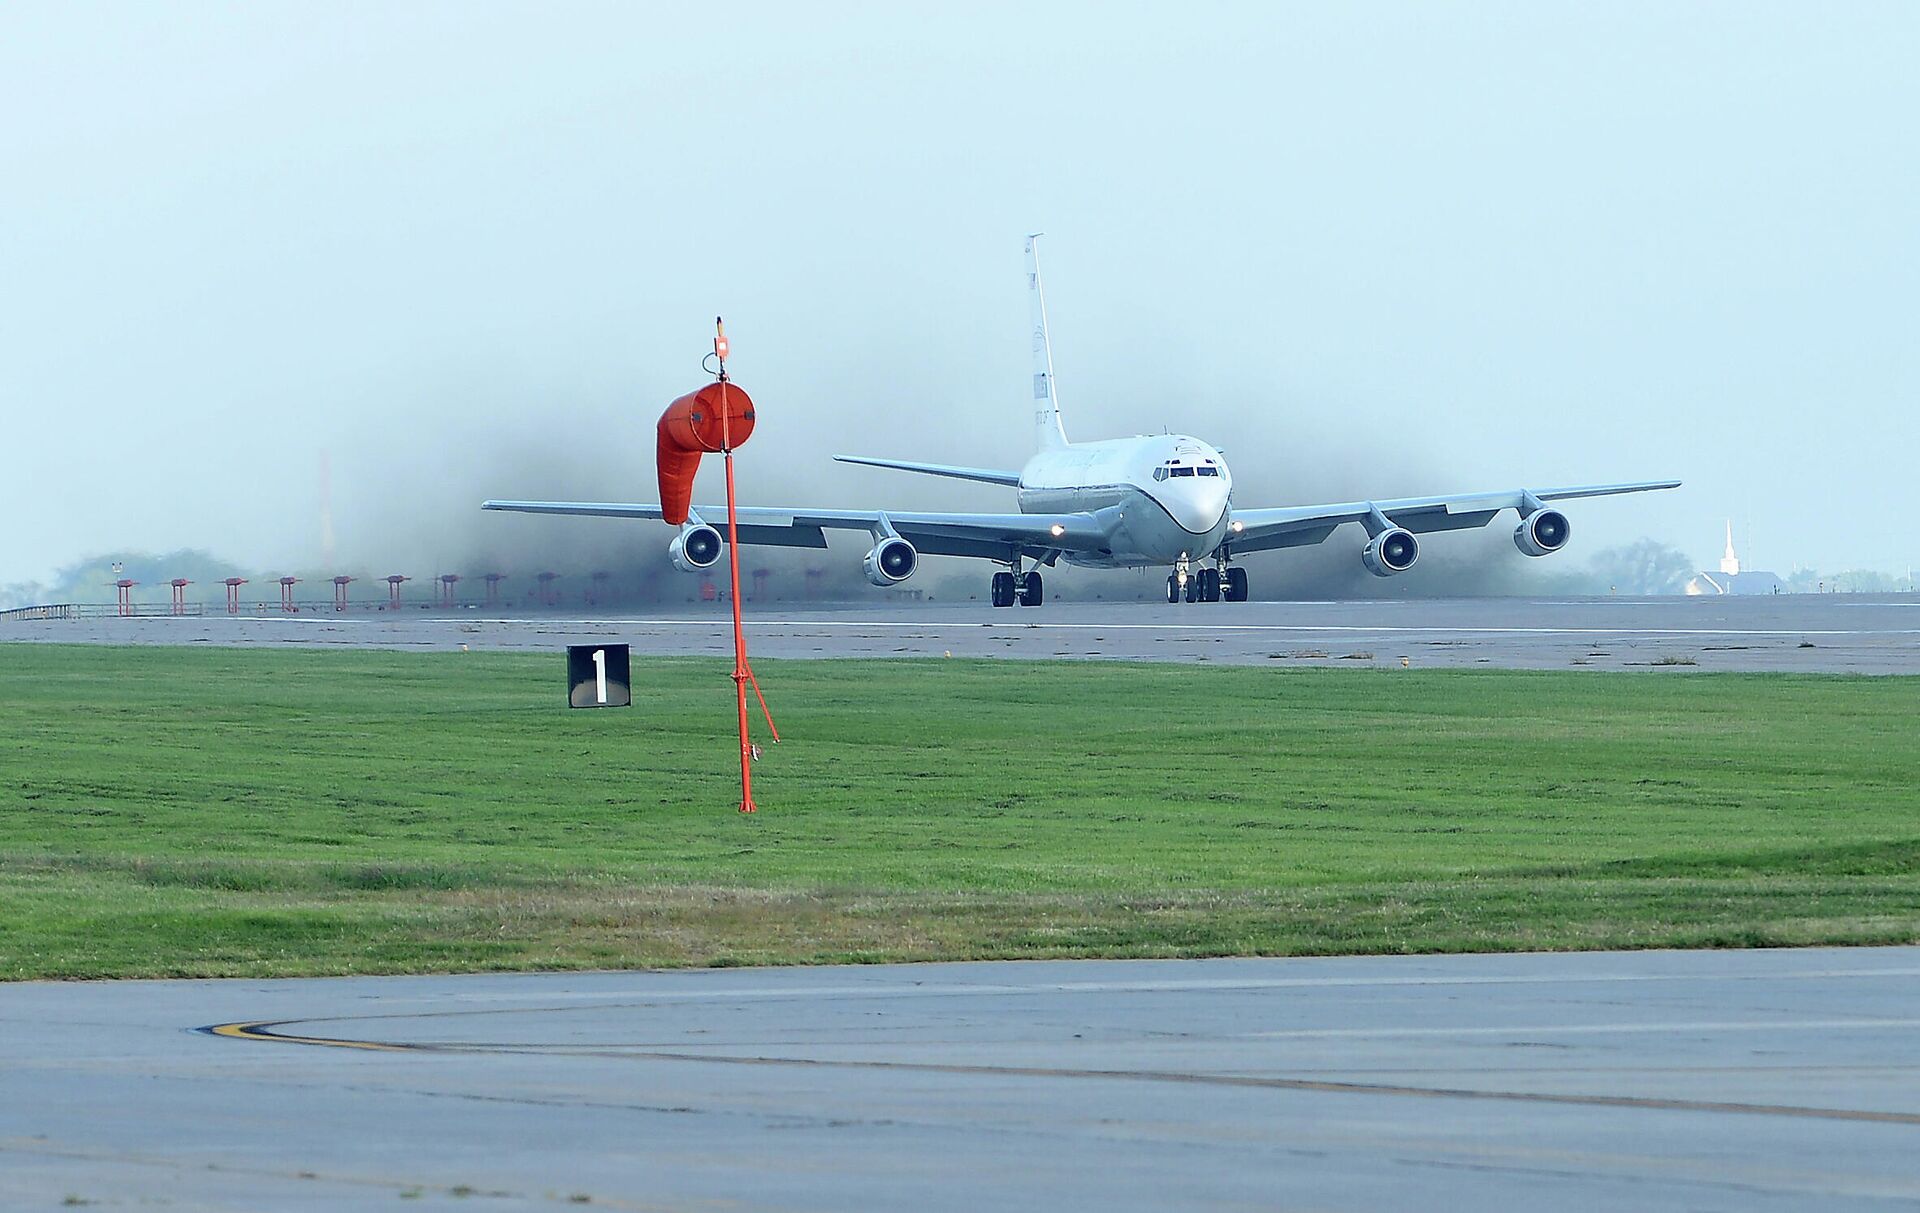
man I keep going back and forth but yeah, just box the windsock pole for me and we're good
[712,317,777,812]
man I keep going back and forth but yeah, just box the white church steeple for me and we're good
[1720,520,1741,576]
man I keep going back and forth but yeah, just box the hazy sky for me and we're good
[3,1,1915,586]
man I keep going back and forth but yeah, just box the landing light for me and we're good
[1050,523,1066,537]
[1231,520,1244,533]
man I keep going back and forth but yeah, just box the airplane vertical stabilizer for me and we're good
[1026,234,1070,451]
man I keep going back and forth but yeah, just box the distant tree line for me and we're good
[5,541,1911,611]
[1785,566,1913,594]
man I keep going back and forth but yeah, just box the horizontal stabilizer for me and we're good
[834,455,1022,487]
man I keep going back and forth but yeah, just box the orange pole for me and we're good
[723,445,756,813]
[744,664,780,744]
[715,320,757,813]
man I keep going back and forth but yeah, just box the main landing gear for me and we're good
[990,566,1044,608]
[1168,568,1210,602]
[1168,559,1248,604]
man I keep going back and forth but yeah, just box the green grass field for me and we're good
[1,644,1916,979]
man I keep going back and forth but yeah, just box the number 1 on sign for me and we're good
[591,648,607,704]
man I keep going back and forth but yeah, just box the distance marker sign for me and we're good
[567,644,631,708]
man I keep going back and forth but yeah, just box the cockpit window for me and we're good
[1170,466,1196,477]
[1197,466,1220,476]
[1152,467,1169,481]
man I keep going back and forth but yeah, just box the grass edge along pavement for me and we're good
[2,644,1916,979]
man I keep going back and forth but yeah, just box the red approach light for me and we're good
[656,382,756,526]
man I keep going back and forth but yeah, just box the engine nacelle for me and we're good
[862,537,918,586]
[668,524,723,572]
[1361,528,1419,577]
[1514,509,1571,557]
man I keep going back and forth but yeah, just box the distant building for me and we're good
[1686,521,1785,595]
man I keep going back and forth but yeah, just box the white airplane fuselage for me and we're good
[1016,434,1232,568]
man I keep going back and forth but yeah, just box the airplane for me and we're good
[484,237,1679,607]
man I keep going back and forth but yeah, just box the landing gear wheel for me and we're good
[1184,575,1200,603]
[1167,574,1182,604]
[1016,570,1044,607]
[1224,566,1249,602]
[1198,567,1221,603]
[990,571,1016,608]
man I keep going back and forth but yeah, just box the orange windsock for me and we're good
[656,382,756,525]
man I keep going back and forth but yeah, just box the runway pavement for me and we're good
[4,948,1919,1210]
[6,595,1919,671]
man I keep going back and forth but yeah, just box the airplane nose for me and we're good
[1160,478,1229,533]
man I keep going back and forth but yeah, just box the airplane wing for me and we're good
[832,455,1023,486]
[1224,480,1681,554]
[481,500,1107,561]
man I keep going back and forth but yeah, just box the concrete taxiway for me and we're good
[4,948,1919,1210]
[6,595,1919,671]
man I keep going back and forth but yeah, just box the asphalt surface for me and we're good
[4,949,1919,1210]
[6,595,1919,672]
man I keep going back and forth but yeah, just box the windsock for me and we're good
[655,382,756,525]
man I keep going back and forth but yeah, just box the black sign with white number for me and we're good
[567,644,631,708]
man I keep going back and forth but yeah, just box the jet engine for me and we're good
[669,524,723,572]
[1514,509,1571,557]
[1361,528,1419,577]
[862,537,918,586]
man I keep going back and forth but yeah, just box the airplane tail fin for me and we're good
[1026,234,1070,451]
